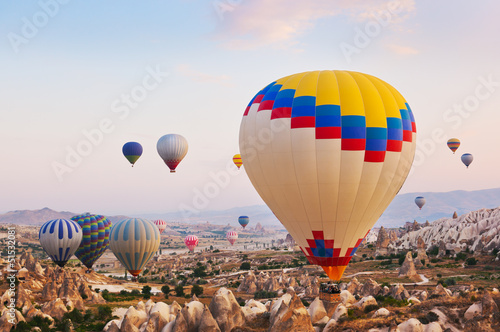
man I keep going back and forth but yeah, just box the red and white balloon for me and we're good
[184,235,199,252]
[226,231,238,245]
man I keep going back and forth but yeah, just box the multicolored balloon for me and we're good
[71,213,112,269]
[153,219,167,234]
[415,196,426,210]
[233,154,243,169]
[226,231,238,245]
[122,142,143,167]
[239,70,416,281]
[238,216,249,229]
[39,219,83,267]
[446,138,460,154]
[461,153,473,168]
[157,134,188,173]
[184,235,199,252]
[109,218,160,277]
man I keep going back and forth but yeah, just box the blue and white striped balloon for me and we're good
[39,219,83,267]
[109,218,160,277]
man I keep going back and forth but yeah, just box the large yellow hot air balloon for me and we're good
[239,70,416,281]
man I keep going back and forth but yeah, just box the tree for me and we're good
[191,284,203,297]
[240,262,251,270]
[175,285,185,297]
[161,285,170,298]
[466,257,477,266]
[142,285,152,298]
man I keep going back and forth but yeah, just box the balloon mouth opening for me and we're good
[129,270,142,277]
[321,265,347,282]
[54,261,67,268]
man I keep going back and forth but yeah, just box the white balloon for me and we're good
[157,134,188,173]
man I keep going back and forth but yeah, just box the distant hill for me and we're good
[3,188,500,228]
[0,207,129,226]
[378,188,500,227]
[136,205,284,229]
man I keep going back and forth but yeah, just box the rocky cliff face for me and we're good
[395,207,500,253]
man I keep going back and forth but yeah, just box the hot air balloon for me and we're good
[415,196,425,210]
[122,142,143,167]
[153,219,167,234]
[461,153,473,168]
[109,218,160,277]
[233,154,243,169]
[226,231,238,245]
[71,213,112,270]
[238,216,249,229]
[39,219,83,267]
[446,138,460,154]
[157,134,188,173]
[184,235,198,252]
[239,70,416,281]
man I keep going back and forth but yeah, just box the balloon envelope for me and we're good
[153,219,167,234]
[39,219,83,267]
[238,216,250,228]
[239,70,416,281]
[446,138,460,154]
[184,235,199,252]
[109,218,160,277]
[71,213,112,269]
[122,142,143,166]
[461,153,473,168]
[157,134,188,173]
[415,196,425,210]
[233,154,243,169]
[226,231,238,245]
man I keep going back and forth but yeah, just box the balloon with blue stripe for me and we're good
[39,219,83,267]
[71,213,112,270]
[109,218,160,277]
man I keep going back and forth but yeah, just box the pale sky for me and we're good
[1,0,500,216]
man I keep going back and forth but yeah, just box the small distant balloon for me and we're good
[153,220,167,234]
[238,216,250,228]
[122,142,143,167]
[461,153,473,168]
[446,138,460,154]
[157,134,188,173]
[226,231,238,245]
[39,219,83,267]
[415,196,426,210]
[184,235,199,252]
[233,154,243,169]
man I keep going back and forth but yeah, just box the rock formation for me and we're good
[398,251,418,278]
[208,287,244,332]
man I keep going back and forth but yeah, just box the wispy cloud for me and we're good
[176,64,232,86]
[213,0,416,50]
[387,43,418,55]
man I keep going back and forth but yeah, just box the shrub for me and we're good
[240,262,251,270]
[455,252,467,261]
[364,304,379,313]
[175,285,185,297]
[445,278,456,286]
[97,305,112,321]
[161,285,170,298]
[466,257,477,266]
[191,284,203,297]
